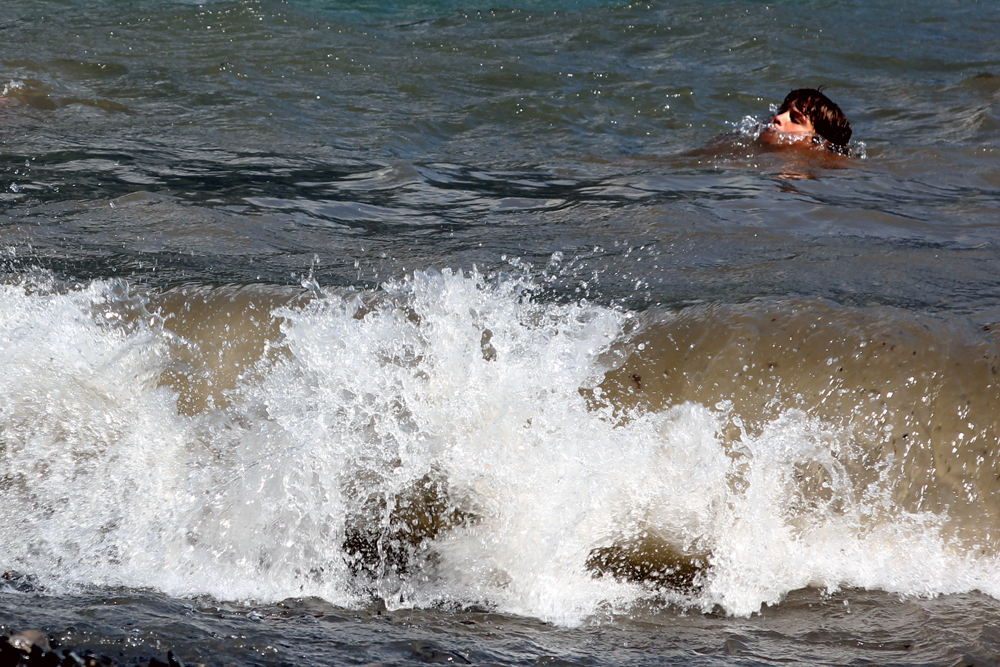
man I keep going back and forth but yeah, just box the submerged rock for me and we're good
[0,631,202,667]
[7,631,50,654]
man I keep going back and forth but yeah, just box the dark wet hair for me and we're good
[778,88,852,148]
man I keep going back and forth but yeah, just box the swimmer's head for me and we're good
[765,88,852,150]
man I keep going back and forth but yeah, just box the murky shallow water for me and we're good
[5,587,1000,667]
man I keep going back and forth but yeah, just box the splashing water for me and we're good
[0,271,997,625]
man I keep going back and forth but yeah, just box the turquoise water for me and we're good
[2,1,1000,665]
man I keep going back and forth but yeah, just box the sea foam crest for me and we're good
[0,272,997,623]
[0,278,191,588]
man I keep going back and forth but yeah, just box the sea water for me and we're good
[2,1,1000,665]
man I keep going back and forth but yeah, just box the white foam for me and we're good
[1,80,25,97]
[0,271,996,623]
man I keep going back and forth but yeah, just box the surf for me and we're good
[0,270,998,624]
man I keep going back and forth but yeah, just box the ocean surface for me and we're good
[2,0,1000,665]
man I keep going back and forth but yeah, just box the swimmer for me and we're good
[760,88,852,153]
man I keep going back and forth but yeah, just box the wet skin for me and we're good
[760,108,817,145]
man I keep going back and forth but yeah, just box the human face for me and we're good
[769,106,815,138]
